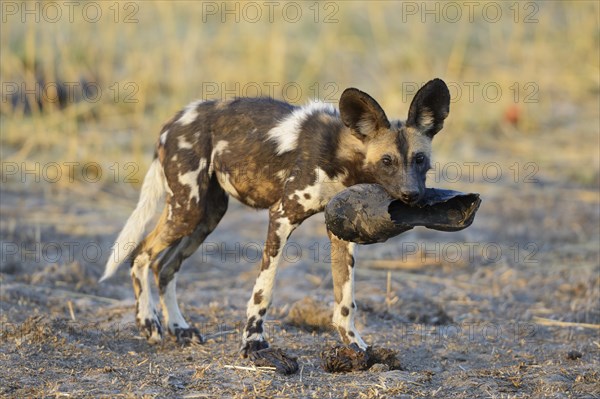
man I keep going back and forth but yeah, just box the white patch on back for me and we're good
[177,100,203,126]
[209,140,230,175]
[177,158,207,206]
[289,167,348,212]
[267,101,337,155]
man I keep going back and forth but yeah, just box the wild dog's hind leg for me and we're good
[132,193,205,344]
[328,230,367,350]
[241,202,298,357]
[131,207,185,344]
[153,176,229,344]
[131,241,162,344]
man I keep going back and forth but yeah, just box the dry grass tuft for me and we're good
[285,297,333,332]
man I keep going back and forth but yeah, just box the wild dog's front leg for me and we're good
[328,230,367,350]
[241,203,297,357]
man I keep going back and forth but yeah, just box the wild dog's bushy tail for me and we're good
[100,159,166,282]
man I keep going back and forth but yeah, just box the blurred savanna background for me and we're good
[1,1,599,398]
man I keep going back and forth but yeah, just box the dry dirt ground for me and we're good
[1,165,599,398]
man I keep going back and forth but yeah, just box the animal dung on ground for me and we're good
[321,344,369,372]
[365,346,403,371]
[566,350,583,360]
[321,344,402,373]
[249,348,299,375]
[325,184,481,244]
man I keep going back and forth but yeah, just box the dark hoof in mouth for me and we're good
[325,184,481,244]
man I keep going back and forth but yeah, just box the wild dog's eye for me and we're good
[415,153,425,164]
[381,155,393,166]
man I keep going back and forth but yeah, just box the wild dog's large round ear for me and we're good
[339,88,391,139]
[406,79,450,138]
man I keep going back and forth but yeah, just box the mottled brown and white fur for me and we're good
[101,79,451,356]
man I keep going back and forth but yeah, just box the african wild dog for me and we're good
[101,79,451,356]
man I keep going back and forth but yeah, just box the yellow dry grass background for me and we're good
[1,1,598,188]
[1,4,599,397]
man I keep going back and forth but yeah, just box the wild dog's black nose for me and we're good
[400,191,420,204]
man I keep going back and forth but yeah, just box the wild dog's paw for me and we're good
[137,315,163,345]
[250,348,299,375]
[172,326,204,345]
[240,339,269,358]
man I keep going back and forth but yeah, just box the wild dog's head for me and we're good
[339,79,450,204]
